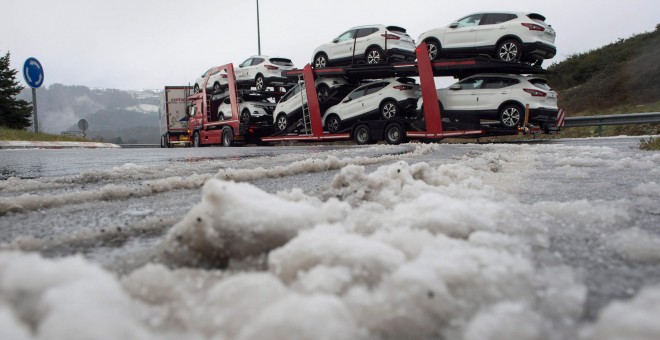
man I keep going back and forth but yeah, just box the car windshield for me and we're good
[270,58,294,66]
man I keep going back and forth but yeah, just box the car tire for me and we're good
[221,127,234,147]
[366,47,384,64]
[425,40,441,61]
[384,123,405,145]
[317,84,330,103]
[314,53,328,69]
[325,114,341,133]
[496,39,522,62]
[276,113,288,132]
[160,135,166,148]
[353,124,371,145]
[213,82,222,93]
[218,111,225,121]
[241,110,251,125]
[194,84,200,93]
[255,75,265,91]
[499,103,524,128]
[192,131,201,147]
[380,100,399,119]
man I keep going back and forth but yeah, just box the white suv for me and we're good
[194,68,227,94]
[416,74,558,131]
[216,94,275,125]
[273,77,355,132]
[418,13,556,67]
[312,25,416,68]
[235,56,296,91]
[323,78,420,133]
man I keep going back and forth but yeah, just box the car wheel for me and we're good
[325,114,341,133]
[426,40,441,61]
[241,110,251,125]
[192,132,200,147]
[366,47,384,64]
[353,124,371,145]
[255,75,265,91]
[496,39,522,62]
[218,111,225,120]
[213,82,222,93]
[380,100,399,119]
[194,84,200,93]
[314,53,328,69]
[499,104,523,128]
[222,127,234,147]
[317,84,330,103]
[384,123,405,145]
[276,113,288,132]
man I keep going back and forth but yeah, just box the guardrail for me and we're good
[563,112,660,127]
[563,112,660,136]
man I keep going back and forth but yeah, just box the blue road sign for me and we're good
[23,57,44,89]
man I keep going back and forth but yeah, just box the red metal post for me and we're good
[225,64,240,121]
[416,43,443,135]
[302,64,324,137]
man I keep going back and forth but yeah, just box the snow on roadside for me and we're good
[1,142,659,339]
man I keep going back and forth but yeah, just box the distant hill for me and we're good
[19,84,161,143]
[546,25,660,115]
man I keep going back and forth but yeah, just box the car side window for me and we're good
[240,58,252,68]
[251,58,264,66]
[281,85,300,102]
[337,30,356,42]
[356,27,378,38]
[459,78,484,89]
[349,87,367,100]
[480,13,517,25]
[365,82,388,95]
[457,14,484,28]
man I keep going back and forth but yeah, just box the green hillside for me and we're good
[546,25,660,114]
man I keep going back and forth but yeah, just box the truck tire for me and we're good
[353,124,371,145]
[192,132,201,147]
[384,123,405,145]
[222,127,234,147]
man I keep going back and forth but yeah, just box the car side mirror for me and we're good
[450,84,462,90]
[449,22,459,29]
[343,97,351,103]
[333,38,339,43]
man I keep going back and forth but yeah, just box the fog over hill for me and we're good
[19,84,161,144]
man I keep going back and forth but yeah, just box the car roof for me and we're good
[458,12,546,20]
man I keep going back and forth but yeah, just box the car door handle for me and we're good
[500,91,508,94]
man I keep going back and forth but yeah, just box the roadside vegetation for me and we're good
[639,137,660,151]
[0,127,88,142]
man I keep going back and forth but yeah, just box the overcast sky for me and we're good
[2,0,659,90]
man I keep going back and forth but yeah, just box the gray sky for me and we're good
[2,0,658,90]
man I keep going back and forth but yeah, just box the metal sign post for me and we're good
[23,57,44,133]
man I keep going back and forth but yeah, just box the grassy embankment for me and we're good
[0,127,88,142]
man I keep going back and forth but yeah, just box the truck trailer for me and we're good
[160,86,192,147]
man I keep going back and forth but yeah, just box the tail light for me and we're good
[521,23,545,31]
[523,88,547,97]
[393,85,413,91]
[265,65,279,70]
[381,33,401,40]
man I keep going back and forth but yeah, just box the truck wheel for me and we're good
[499,104,523,128]
[384,123,405,145]
[222,127,234,147]
[255,75,265,91]
[241,110,251,125]
[325,114,341,133]
[192,132,201,147]
[353,124,371,145]
[380,100,399,119]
